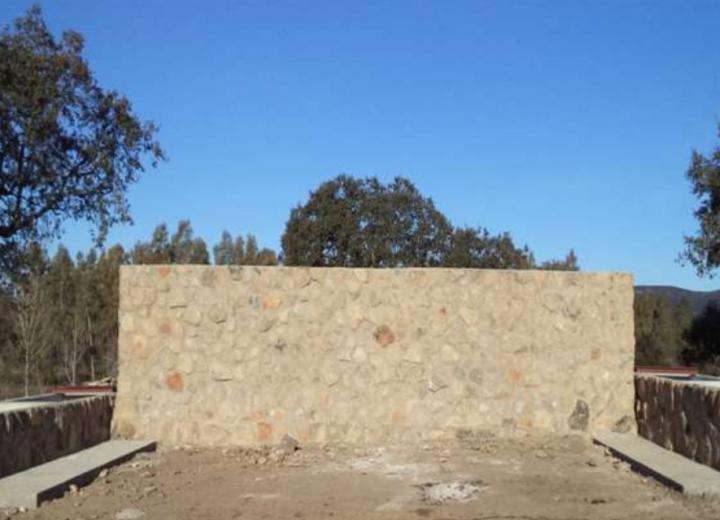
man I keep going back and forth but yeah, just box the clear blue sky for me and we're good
[2,1,719,290]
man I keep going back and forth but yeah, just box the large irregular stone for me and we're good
[210,362,234,382]
[568,399,590,431]
[207,304,227,324]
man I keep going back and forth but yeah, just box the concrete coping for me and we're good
[594,431,720,495]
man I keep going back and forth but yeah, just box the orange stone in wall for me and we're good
[166,372,184,392]
[507,369,523,385]
[257,421,273,442]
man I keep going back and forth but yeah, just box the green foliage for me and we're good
[681,302,720,369]
[130,221,210,265]
[213,231,277,265]
[0,6,164,265]
[681,124,720,277]
[282,175,578,270]
[282,176,453,267]
[540,249,580,271]
[445,227,534,269]
[634,294,693,366]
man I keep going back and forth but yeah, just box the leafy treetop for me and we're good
[281,174,578,270]
[0,6,164,264]
[682,123,720,277]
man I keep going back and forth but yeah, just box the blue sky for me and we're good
[2,1,719,289]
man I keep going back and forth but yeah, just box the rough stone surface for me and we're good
[636,374,720,470]
[113,266,635,446]
[279,434,300,454]
[568,399,590,431]
[0,395,114,478]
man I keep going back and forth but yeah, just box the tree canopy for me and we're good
[129,221,209,265]
[0,7,163,264]
[213,231,277,266]
[682,123,720,277]
[281,175,578,270]
[444,227,535,269]
[634,293,692,366]
[680,302,720,369]
[281,176,453,267]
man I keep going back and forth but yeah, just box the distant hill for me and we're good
[634,285,720,315]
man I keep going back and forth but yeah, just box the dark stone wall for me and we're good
[636,374,720,470]
[0,394,114,478]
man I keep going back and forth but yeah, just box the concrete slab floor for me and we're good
[4,435,720,520]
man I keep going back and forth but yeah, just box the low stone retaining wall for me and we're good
[0,394,114,478]
[635,374,720,470]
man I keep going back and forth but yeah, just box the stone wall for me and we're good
[113,266,635,446]
[636,374,720,470]
[0,394,114,478]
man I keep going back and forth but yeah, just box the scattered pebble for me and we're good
[142,485,157,495]
[115,508,145,520]
[585,497,608,505]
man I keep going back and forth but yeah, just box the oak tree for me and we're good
[0,7,163,264]
[682,124,720,277]
[281,175,453,267]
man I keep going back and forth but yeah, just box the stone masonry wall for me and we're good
[0,394,114,478]
[113,266,635,446]
[636,374,720,470]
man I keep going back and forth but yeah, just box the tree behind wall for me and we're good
[634,293,693,366]
[282,175,454,267]
[214,231,278,265]
[92,245,125,378]
[130,221,210,265]
[445,227,535,269]
[11,243,51,395]
[681,302,720,371]
[282,175,579,270]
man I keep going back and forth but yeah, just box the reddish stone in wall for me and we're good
[157,266,171,278]
[159,321,173,335]
[373,325,396,347]
[257,421,273,442]
[129,336,148,358]
[507,369,523,385]
[166,372,184,392]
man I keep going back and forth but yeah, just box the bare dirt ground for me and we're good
[7,435,720,520]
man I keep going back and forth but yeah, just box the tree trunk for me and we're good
[24,349,29,396]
